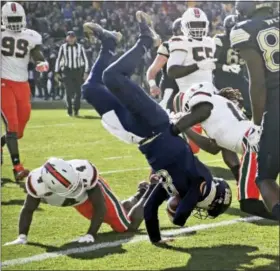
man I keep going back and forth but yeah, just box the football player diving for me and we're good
[81,11,232,244]
[5,157,150,245]
[173,84,277,221]
[230,1,280,220]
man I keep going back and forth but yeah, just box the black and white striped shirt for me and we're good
[55,42,89,73]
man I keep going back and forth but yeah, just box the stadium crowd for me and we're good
[17,0,235,100]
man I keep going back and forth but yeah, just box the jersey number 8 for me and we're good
[156,169,179,197]
[2,37,29,58]
[257,27,279,72]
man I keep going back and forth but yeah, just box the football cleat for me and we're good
[83,22,122,43]
[13,164,30,182]
[135,11,161,47]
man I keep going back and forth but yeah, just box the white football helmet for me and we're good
[182,82,217,112]
[2,2,26,32]
[181,8,209,39]
[41,158,84,199]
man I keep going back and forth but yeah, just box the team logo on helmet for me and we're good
[194,8,201,18]
[11,3,17,12]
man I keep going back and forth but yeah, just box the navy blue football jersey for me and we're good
[230,15,280,91]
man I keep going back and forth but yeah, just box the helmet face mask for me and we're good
[181,8,209,39]
[2,2,26,32]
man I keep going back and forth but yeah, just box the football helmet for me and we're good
[195,177,232,219]
[172,17,182,36]
[181,8,209,39]
[1,2,26,32]
[235,1,273,20]
[41,157,84,199]
[223,15,237,35]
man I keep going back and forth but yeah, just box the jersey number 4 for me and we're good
[1,36,29,58]
[193,47,213,61]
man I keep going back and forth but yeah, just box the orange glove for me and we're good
[36,61,49,72]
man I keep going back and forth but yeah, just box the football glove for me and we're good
[72,234,95,244]
[222,64,241,74]
[4,234,27,246]
[36,61,49,72]
[246,125,262,152]
[197,58,217,71]
[169,111,185,124]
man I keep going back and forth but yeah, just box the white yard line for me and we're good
[27,123,75,129]
[1,216,262,268]
[100,159,223,175]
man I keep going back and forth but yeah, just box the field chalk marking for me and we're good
[1,216,263,268]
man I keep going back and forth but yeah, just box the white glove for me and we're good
[246,125,262,152]
[197,58,217,71]
[72,234,95,244]
[222,64,241,74]
[36,61,49,72]
[169,111,185,124]
[4,234,27,246]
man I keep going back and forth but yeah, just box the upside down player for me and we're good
[1,2,49,180]
[82,11,232,244]
[173,83,276,220]
[230,1,280,220]
[5,157,149,245]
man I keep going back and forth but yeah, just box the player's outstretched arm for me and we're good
[4,195,41,246]
[146,54,167,97]
[86,185,107,238]
[171,103,213,136]
[238,48,267,126]
[185,128,221,155]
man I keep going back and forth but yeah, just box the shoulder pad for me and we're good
[68,159,99,190]
[230,23,251,49]
[26,167,49,198]
[157,41,169,57]
[23,29,42,47]
[184,83,215,110]
[1,25,6,32]
[214,34,223,47]
[169,36,189,53]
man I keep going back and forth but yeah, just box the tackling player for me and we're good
[1,2,49,180]
[213,15,251,119]
[146,18,181,111]
[5,157,149,245]
[230,1,280,220]
[82,11,232,244]
[173,84,276,220]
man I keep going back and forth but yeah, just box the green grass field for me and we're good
[1,109,279,270]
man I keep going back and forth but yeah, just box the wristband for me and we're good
[148,79,157,88]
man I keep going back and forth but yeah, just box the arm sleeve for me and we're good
[81,45,89,73]
[173,182,201,227]
[188,92,213,110]
[55,45,64,73]
[144,183,168,243]
[157,42,169,57]
[167,50,188,70]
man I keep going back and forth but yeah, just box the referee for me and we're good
[55,31,89,116]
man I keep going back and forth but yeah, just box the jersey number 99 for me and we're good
[1,37,29,58]
[257,27,279,72]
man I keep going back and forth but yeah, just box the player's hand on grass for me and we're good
[72,234,95,244]
[4,234,27,246]
[197,58,217,71]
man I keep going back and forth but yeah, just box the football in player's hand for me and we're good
[166,195,180,223]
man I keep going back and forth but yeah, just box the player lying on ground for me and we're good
[230,1,280,220]
[1,2,49,180]
[5,157,149,245]
[173,84,277,220]
[82,11,232,244]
